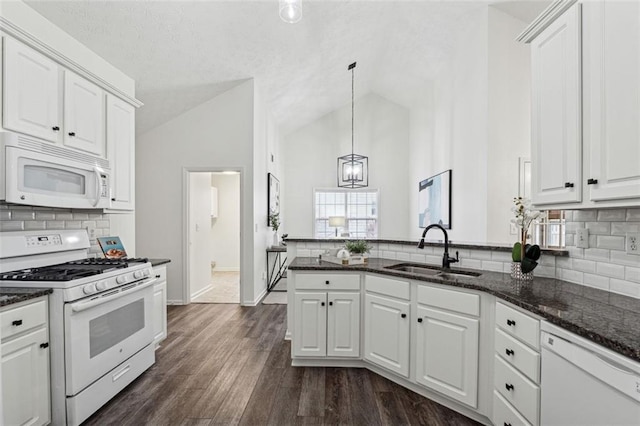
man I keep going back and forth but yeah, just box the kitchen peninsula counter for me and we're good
[288,256,640,362]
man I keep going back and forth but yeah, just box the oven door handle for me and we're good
[70,278,158,313]
[92,167,102,207]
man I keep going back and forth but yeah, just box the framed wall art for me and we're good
[268,173,280,224]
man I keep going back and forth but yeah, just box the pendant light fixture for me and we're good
[338,62,368,188]
[279,0,302,24]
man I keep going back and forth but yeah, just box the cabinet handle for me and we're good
[12,319,23,326]
[564,182,574,188]
[321,302,325,306]
[505,383,514,391]
[587,178,598,185]
[401,313,407,318]
[52,126,60,131]
[504,423,512,426]
[329,301,333,306]
[111,198,116,202]
[417,318,423,323]
[156,274,161,279]
[505,348,514,356]
[68,131,76,137]
[40,342,49,349]
[506,319,516,326]
[325,280,330,285]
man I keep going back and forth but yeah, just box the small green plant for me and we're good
[269,212,280,232]
[511,197,543,273]
[345,240,371,255]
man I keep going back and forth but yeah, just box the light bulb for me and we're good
[279,0,302,24]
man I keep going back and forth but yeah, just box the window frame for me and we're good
[312,188,380,239]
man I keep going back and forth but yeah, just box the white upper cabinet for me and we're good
[530,2,582,206]
[107,94,135,210]
[63,71,105,157]
[3,37,60,143]
[583,1,640,202]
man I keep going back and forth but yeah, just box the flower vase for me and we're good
[510,262,533,282]
[272,232,279,247]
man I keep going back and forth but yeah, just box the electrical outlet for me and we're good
[86,225,96,240]
[626,233,640,255]
[576,228,589,249]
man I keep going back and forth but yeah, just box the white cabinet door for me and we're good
[63,71,105,157]
[584,1,640,202]
[293,293,327,357]
[530,3,582,206]
[415,306,479,408]
[3,37,60,143]
[364,293,410,377]
[1,327,50,426]
[153,280,167,347]
[106,94,135,210]
[327,292,360,358]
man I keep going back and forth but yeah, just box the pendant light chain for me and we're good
[351,64,355,157]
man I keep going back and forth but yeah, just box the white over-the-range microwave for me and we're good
[0,132,111,209]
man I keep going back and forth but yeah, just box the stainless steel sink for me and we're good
[385,263,481,279]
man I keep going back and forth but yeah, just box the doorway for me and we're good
[185,170,242,304]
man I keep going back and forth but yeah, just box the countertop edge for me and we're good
[0,288,53,308]
[150,258,171,267]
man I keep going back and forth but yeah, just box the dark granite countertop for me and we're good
[149,259,171,267]
[289,257,640,362]
[0,287,52,308]
[283,237,568,256]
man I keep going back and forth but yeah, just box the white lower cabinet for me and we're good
[415,305,479,408]
[1,297,51,426]
[152,265,168,348]
[363,292,410,377]
[293,292,327,357]
[327,292,360,357]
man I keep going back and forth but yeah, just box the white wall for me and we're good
[210,173,240,270]
[486,7,531,244]
[283,93,410,238]
[189,173,213,297]
[136,80,261,304]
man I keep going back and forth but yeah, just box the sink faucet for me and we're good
[417,224,459,269]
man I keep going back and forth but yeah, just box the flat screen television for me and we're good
[418,169,452,229]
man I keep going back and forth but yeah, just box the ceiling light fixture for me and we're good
[279,0,302,24]
[338,62,368,188]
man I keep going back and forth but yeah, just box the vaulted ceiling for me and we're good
[25,1,548,136]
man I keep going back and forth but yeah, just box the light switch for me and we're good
[576,228,589,249]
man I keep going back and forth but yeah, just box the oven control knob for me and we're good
[134,271,144,279]
[83,284,96,294]
[116,275,128,284]
[96,281,108,291]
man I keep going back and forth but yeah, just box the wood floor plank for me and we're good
[265,384,303,426]
[346,368,383,426]
[238,366,286,425]
[375,391,411,426]
[297,367,326,417]
[324,367,353,425]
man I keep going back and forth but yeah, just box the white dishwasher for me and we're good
[540,322,640,426]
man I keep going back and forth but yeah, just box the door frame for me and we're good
[182,166,245,304]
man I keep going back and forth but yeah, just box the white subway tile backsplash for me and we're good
[396,252,411,261]
[565,234,575,246]
[46,221,66,229]
[82,221,97,229]
[626,209,640,221]
[11,211,35,220]
[0,211,11,221]
[425,255,441,265]
[573,210,597,221]
[382,251,397,260]
[97,220,110,229]
[410,253,427,264]
[611,222,640,235]
[572,258,597,273]
[536,265,556,278]
[625,266,640,284]
[596,235,625,251]
[461,258,483,270]
[586,222,611,235]
[539,255,556,266]
[610,251,640,267]
[468,250,492,260]
[54,213,74,220]
[564,211,573,221]
[297,249,311,257]
[565,222,584,233]
[568,247,584,259]
[610,279,640,299]
[0,221,24,231]
[597,210,626,221]
[24,221,46,230]
[559,268,583,284]
[65,220,82,229]
[583,273,610,290]
[481,260,504,272]
[491,251,513,262]
[34,212,56,221]
[72,213,89,220]
[583,248,610,261]
[596,262,625,279]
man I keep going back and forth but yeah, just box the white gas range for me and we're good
[0,230,157,426]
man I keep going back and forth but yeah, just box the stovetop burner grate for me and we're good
[0,258,150,282]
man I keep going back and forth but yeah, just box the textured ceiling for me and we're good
[25,0,548,135]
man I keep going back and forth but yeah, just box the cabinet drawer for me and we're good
[295,273,360,290]
[1,299,47,341]
[495,328,540,383]
[494,355,540,426]
[493,390,532,426]
[496,302,540,349]
[365,274,410,300]
[152,265,167,282]
[417,285,479,316]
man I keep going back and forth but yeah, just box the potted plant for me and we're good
[510,197,543,280]
[344,240,371,264]
[269,211,280,247]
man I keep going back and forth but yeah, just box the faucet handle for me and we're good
[449,250,460,264]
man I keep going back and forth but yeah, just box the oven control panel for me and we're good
[65,265,153,301]
[26,234,62,247]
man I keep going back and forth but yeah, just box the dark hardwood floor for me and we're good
[83,303,481,426]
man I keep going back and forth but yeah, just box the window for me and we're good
[532,210,565,248]
[314,189,378,238]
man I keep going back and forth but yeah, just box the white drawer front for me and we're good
[495,328,540,384]
[152,265,167,282]
[295,273,360,290]
[1,299,47,340]
[493,390,533,426]
[496,302,540,349]
[417,285,479,316]
[494,355,540,426]
[365,274,410,300]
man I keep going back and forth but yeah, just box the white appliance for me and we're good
[0,132,111,209]
[541,322,640,426]
[0,230,156,426]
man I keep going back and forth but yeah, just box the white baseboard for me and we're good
[167,300,186,305]
[242,287,267,306]
[190,284,213,300]
[213,266,240,272]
